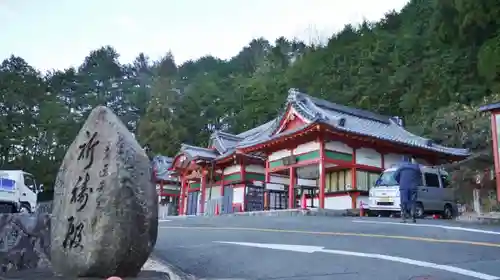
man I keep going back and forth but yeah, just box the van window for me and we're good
[424,173,440,188]
[375,171,398,186]
[441,174,451,188]
[23,174,36,192]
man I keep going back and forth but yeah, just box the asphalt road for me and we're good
[154,215,500,280]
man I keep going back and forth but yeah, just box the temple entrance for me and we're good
[245,184,265,211]
[186,191,199,215]
[221,185,234,214]
[266,189,287,210]
[297,185,317,208]
[159,196,179,217]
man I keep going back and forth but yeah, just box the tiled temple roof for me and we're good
[209,131,243,154]
[180,144,218,160]
[177,88,470,161]
[479,102,500,112]
[237,89,470,157]
[152,155,179,182]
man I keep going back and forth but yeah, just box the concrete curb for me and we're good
[456,213,500,225]
[230,208,360,217]
[165,208,361,219]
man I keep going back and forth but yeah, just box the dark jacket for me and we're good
[394,163,422,190]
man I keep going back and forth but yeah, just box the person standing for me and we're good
[394,159,422,223]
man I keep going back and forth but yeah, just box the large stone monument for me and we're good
[50,106,158,278]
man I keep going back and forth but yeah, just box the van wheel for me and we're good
[414,202,424,219]
[443,204,454,219]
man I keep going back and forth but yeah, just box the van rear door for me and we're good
[439,173,455,203]
[421,171,442,211]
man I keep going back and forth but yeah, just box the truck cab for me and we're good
[0,170,40,213]
[368,165,457,219]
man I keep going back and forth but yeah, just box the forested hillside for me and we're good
[1,0,499,187]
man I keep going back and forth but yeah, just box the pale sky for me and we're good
[1,0,409,72]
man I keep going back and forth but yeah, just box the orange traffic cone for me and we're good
[215,204,220,216]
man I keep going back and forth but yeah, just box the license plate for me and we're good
[379,197,392,202]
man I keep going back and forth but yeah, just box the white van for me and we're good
[368,165,457,219]
[0,170,39,213]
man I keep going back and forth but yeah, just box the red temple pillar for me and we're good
[240,158,246,183]
[351,148,357,209]
[157,181,162,198]
[184,182,189,215]
[179,175,187,215]
[265,160,270,212]
[265,160,270,182]
[318,135,326,209]
[200,169,207,214]
[289,167,295,209]
[491,114,500,201]
[220,174,224,195]
[479,103,500,202]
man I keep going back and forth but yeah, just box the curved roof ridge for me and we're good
[236,118,278,139]
[236,119,279,148]
[217,131,244,140]
[247,119,278,141]
[176,143,218,162]
[385,119,470,154]
[298,92,340,122]
[209,131,243,154]
[289,88,391,124]
[210,130,240,139]
[181,143,214,152]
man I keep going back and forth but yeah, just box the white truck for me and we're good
[0,170,40,213]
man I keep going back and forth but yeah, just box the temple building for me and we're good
[169,89,470,215]
[153,155,181,205]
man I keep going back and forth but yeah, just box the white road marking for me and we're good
[352,220,500,235]
[215,241,500,280]
[159,219,172,222]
